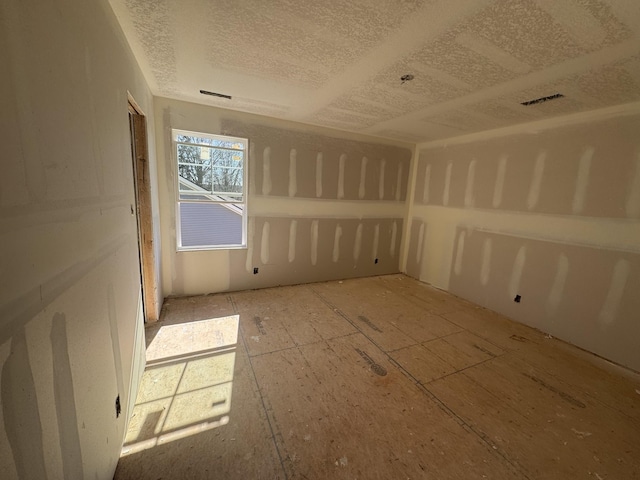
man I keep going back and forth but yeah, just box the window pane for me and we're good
[211,149,243,194]
[179,202,243,247]
[177,143,212,192]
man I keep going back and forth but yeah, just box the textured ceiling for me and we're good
[108,0,640,143]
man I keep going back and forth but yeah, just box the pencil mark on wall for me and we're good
[572,147,594,214]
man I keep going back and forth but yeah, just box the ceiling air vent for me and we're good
[200,89,232,100]
[521,93,564,106]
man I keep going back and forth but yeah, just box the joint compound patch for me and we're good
[357,315,382,332]
[253,316,267,335]
[355,348,387,376]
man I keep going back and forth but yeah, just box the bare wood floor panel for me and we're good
[115,274,640,480]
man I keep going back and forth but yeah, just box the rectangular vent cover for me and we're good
[521,93,564,106]
[200,90,232,100]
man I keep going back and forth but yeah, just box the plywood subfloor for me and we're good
[114,274,640,480]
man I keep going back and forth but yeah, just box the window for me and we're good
[173,129,248,250]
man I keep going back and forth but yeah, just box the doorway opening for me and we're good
[128,94,158,322]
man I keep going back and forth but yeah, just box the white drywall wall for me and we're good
[154,97,413,296]
[0,0,161,478]
[406,104,640,371]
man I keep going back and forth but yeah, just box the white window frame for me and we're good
[173,128,248,251]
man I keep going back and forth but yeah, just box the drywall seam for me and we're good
[399,145,419,273]
[371,41,640,138]
[249,196,405,219]
[412,204,640,253]
[572,147,594,214]
[417,101,640,150]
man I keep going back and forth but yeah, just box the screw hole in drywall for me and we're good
[374,258,379,264]
[514,294,521,303]
[253,267,259,275]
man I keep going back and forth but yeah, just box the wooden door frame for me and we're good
[128,93,159,322]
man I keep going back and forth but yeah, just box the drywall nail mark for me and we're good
[443,162,452,206]
[508,245,527,298]
[453,230,466,275]
[527,151,546,210]
[354,223,363,262]
[262,147,272,195]
[311,220,319,266]
[572,147,594,214]
[493,155,507,208]
[245,218,255,273]
[289,149,297,197]
[599,258,630,327]
[261,222,270,264]
[626,151,640,218]
[480,238,492,286]
[333,224,343,263]
[338,154,346,199]
[390,221,398,256]
[547,254,569,316]
[372,224,380,261]
[379,159,386,200]
[416,222,425,264]
[422,164,431,204]
[359,157,368,199]
[288,220,297,263]
[465,159,477,207]
[395,163,403,201]
[316,153,323,198]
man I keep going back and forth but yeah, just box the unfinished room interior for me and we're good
[1,0,640,478]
